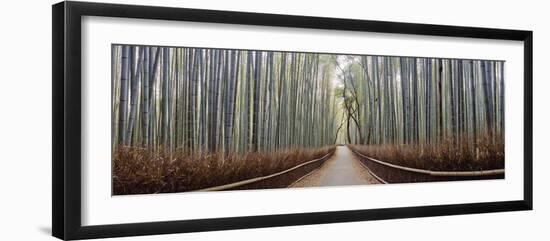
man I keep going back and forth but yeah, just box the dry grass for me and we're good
[349,135,504,172]
[113,146,336,195]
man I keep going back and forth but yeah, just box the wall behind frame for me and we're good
[0,0,547,240]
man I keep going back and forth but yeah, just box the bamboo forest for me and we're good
[112,45,505,195]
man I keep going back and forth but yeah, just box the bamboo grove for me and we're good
[112,45,506,193]
[111,45,340,155]
[337,56,505,149]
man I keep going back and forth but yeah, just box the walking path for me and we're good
[290,146,381,187]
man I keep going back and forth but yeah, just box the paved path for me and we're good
[290,146,381,188]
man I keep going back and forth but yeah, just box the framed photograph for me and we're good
[52,1,533,240]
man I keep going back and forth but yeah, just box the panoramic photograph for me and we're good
[111,44,505,195]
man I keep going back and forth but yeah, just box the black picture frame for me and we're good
[52,1,533,240]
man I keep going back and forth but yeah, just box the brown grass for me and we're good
[349,135,504,172]
[113,146,336,195]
